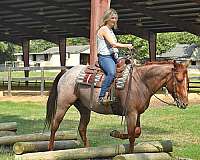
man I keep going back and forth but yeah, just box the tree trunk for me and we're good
[15,140,172,160]
[13,140,81,154]
[0,131,77,145]
[0,122,17,131]
[113,152,172,160]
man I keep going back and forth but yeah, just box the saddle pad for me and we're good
[76,69,104,87]
[76,64,132,89]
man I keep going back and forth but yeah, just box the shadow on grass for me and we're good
[0,114,79,134]
[142,125,172,135]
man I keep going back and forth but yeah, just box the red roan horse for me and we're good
[45,60,188,152]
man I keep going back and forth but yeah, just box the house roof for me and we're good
[0,0,200,45]
[15,45,90,55]
[158,43,200,59]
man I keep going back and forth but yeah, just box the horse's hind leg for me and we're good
[74,102,91,147]
[48,102,72,151]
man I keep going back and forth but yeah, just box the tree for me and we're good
[117,32,200,60]
[0,32,200,64]
[66,37,89,45]
[30,40,56,53]
[0,42,15,64]
[157,32,200,55]
[117,34,148,60]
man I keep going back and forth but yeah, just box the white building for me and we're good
[14,45,90,67]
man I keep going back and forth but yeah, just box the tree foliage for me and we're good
[29,40,57,53]
[66,37,89,45]
[117,35,148,59]
[157,32,200,55]
[0,42,15,64]
[0,32,200,64]
[117,32,200,59]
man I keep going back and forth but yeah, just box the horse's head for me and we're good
[166,62,189,109]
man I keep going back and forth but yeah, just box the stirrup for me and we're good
[97,97,111,104]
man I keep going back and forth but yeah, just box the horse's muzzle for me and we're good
[177,100,188,109]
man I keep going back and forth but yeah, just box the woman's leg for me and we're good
[98,56,116,98]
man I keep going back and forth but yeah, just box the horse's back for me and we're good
[59,65,86,84]
[57,65,87,103]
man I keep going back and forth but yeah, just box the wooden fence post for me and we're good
[40,67,44,96]
[7,67,12,96]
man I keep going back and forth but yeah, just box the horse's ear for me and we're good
[173,60,178,69]
[184,62,189,68]
[180,60,190,68]
[173,60,177,65]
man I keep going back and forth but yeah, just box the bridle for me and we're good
[154,65,187,109]
[171,68,183,108]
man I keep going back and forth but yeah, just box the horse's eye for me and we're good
[176,73,184,82]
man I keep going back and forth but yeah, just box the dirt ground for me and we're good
[0,92,199,107]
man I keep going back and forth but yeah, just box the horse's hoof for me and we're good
[48,144,53,151]
[110,130,120,138]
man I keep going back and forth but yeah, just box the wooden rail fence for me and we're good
[0,66,72,96]
[0,66,199,96]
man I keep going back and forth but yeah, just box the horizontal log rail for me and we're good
[189,76,200,90]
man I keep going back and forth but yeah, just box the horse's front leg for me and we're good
[126,111,137,153]
[110,114,141,139]
[135,114,141,138]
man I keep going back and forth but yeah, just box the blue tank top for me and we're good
[97,27,119,56]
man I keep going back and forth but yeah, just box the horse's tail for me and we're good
[44,70,66,129]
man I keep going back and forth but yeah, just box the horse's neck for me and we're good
[139,64,173,94]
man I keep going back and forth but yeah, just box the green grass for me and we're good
[0,101,199,159]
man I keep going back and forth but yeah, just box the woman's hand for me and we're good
[127,44,133,50]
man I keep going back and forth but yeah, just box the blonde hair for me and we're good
[99,8,118,29]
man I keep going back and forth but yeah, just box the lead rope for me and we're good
[121,65,133,131]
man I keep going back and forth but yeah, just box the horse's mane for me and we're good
[144,60,175,66]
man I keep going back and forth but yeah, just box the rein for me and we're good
[153,94,176,106]
[120,63,133,130]
[123,49,136,116]
[121,51,135,127]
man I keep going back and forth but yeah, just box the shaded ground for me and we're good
[0,92,199,107]
[149,93,200,107]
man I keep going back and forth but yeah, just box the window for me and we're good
[44,54,48,61]
[33,54,36,61]
[191,61,196,66]
[80,54,89,65]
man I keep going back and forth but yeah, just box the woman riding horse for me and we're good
[45,60,188,153]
